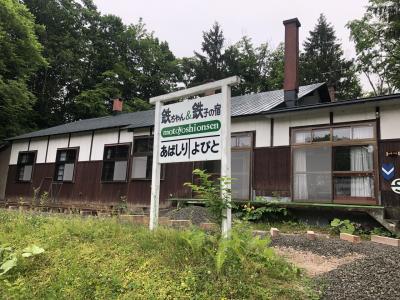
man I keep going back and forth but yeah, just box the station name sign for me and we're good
[158,94,222,163]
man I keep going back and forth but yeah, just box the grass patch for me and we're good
[0,210,317,299]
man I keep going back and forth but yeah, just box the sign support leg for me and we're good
[221,84,232,238]
[149,101,162,230]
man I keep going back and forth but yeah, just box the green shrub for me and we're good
[184,169,234,224]
[330,218,356,234]
[238,202,288,222]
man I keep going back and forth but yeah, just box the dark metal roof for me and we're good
[6,83,326,141]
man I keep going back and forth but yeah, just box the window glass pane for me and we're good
[333,127,351,141]
[232,151,251,200]
[312,129,330,142]
[115,145,129,159]
[353,126,373,140]
[63,163,74,181]
[334,146,373,172]
[102,161,114,181]
[59,151,67,162]
[134,139,151,153]
[334,176,374,197]
[237,135,252,147]
[146,156,153,178]
[293,146,332,201]
[113,161,127,181]
[294,131,311,144]
[22,165,32,181]
[132,156,147,179]
[231,137,237,148]
[104,147,114,160]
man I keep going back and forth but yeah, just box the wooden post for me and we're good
[149,101,162,230]
[221,84,232,237]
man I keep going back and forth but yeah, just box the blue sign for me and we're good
[382,163,395,181]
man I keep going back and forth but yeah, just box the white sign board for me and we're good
[158,94,222,163]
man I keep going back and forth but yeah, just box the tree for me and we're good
[181,22,285,95]
[22,0,180,126]
[348,0,400,95]
[0,0,45,140]
[300,14,361,100]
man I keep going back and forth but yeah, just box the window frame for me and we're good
[290,121,378,205]
[101,143,131,183]
[131,136,165,181]
[15,151,37,183]
[54,147,79,183]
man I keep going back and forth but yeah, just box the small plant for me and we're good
[330,218,356,234]
[116,196,128,214]
[32,187,40,206]
[370,226,396,238]
[238,200,288,222]
[184,169,233,224]
[0,244,45,276]
[39,192,49,207]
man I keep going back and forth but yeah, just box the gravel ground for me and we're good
[271,234,400,300]
[165,206,212,225]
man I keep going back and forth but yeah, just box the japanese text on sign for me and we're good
[159,94,222,163]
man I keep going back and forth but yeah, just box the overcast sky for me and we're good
[92,0,370,88]
[93,0,368,57]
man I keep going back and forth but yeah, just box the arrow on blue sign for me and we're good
[381,163,395,181]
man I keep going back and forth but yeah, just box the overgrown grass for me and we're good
[0,210,317,299]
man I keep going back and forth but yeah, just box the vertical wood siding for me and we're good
[379,140,400,207]
[253,146,291,197]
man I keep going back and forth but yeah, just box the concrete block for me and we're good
[253,230,268,239]
[8,206,18,210]
[169,219,192,229]
[80,210,92,216]
[307,230,316,240]
[371,235,400,247]
[97,212,110,218]
[270,227,280,237]
[200,222,218,231]
[340,232,361,243]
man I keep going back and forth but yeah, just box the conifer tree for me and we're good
[300,14,361,99]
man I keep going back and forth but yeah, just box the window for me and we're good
[312,129,330,142]
[132,137,154,179]
[16,152,36,182]
[293,123,375,145]
[293,146,332,201]
[292,122,377,204]
[102,144,129,182]
[232,133,252,148]
[333,146,374,199]
[54,149,77,181]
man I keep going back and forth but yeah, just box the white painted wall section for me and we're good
[232,117,270,147]
[29,137,48,163]
[380,104,400,140]
[273,112,330,146]
[47,135,69,163]
[119,129,133,144]
[91,129,119,160]
[9,140,29,165]
[333,107,376,123]
[69,132,92,161]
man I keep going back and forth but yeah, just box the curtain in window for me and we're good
[353,126,373,139]
[350,147,373,197]
[293,149,308,200]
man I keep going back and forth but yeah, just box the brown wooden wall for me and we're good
[379,140,400,207]
[252,146,291,197]
[5,161,193,207]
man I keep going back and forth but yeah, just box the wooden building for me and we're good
[2,19,400,228]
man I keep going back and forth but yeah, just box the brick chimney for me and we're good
[112,98,123,114]
[283,18,301,107]
[328,86,336,102]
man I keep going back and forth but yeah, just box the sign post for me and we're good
[149,76,240,236]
